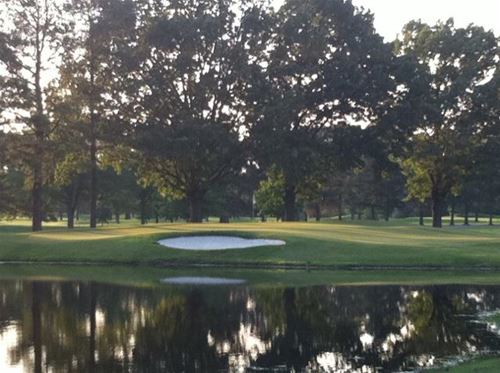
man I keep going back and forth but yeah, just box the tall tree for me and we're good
[467,69,500,224]
[53,153,88,228]
[396,20,499,227]
[130,0,253,222]
[60,0,136,228]
[249,0,400,221]
[0,1,63,231]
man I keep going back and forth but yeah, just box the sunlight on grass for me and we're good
[2,219,500,267]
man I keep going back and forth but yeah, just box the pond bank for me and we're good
[5,263,500,287]
[5,259,500,273]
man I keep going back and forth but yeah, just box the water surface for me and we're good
[1,276,500,371]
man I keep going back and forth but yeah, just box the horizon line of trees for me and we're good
[0,0,499,230]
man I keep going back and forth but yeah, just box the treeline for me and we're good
[0,0,498,230]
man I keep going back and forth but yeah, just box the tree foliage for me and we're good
[395,20,499,227]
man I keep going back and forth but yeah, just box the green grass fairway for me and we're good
[1,218,500,269]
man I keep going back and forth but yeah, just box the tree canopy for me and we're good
[0,0,498,228]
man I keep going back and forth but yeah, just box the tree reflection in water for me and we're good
[0,280,500,372]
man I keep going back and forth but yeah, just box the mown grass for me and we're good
[1,217,500,269]
[5,264,500,287]
[432,356,500,372]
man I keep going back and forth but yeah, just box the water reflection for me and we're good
[0,280,500,372]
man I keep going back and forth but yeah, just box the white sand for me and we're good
[160,276,246,285]
[157,235,286,250]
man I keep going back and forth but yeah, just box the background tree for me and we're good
[53,154,88,228]
[249,0,401,221]
[130,0,254,222]
[99,167,140,224]
[0,133,31,218]
[49,87,91,228]
[395,20,499,227]
[60,0,137,228]
[0,0,63,231]
[466,68,500,225]
[255,167,285,220]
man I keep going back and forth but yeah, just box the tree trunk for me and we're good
[139,188,151,225]
[475,211,479,223]
[338,194,342,221]
[155,213,159,224]
[32,161,43,232]
[450,199,455,226]
[464,200,469,226]
[188,191,204,223]
[125,211,131,220]
[357,211,362,220]
[351,209,355,220]
[67,207,75,229]
[89,34,98,229]
[115,212,120,224]
[283,183,297,222]
[66,182,81,230]
[419,203,424,226]
[31,109,44,232]
[140,205,147,225]
[431,189,444,228]
[89,133,97,228]
[370,205,376,220]
[489,212,494,226]
[31,21,45,232]
[315,203,321,221]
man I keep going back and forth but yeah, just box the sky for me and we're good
[351,0,500,41]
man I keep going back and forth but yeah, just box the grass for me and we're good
[6,264,500,287]
[3,218,500,372]
[431,356,500,372]
[2,217,500,269]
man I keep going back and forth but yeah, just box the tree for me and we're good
[130,0,253,222]
[467,69,500,225]
[0,1,63,231]
[0,132,31,218]
[49,87,91,228]
[54,153,87,228]
[99,167,140,224]
[60,0,137,228]
[249,0,400,221]
[396,20,499,227]
[255,166,285,220]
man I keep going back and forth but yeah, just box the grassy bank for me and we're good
[5,264,500,287]
[1,218,500,269]
[432,356,500,372]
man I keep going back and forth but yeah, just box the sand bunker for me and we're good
[157,235,286,250]
[161,276,246,285]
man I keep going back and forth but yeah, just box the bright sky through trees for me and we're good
[272,0,500,40]
[351,0,500,40]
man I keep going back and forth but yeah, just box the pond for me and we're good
[1,272,500,372]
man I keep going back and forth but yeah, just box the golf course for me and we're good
[4,218,500,373]
[2,218,500,270]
